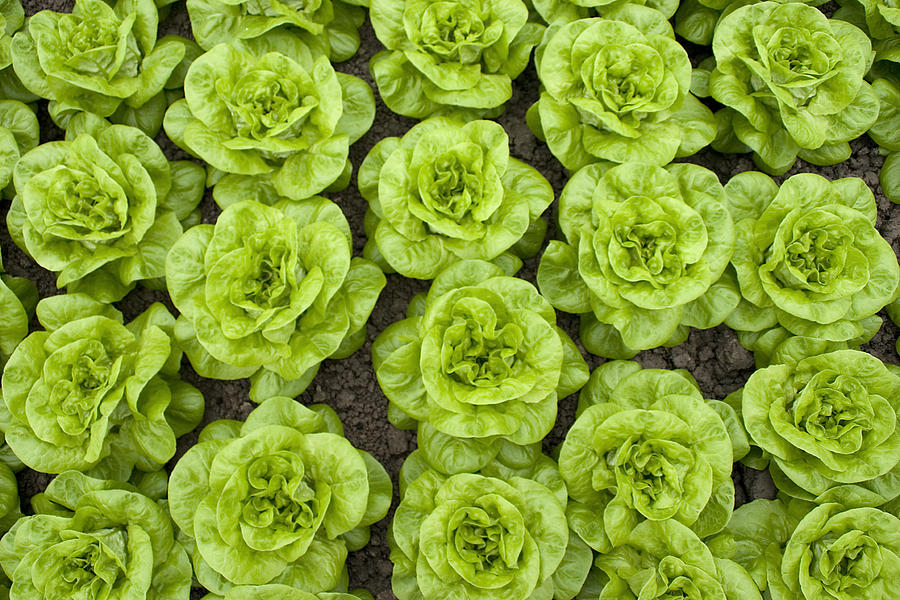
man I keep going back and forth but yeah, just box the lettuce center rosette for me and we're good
[529,6,715,170]
[538,162,736,359]
[360,118,553,279]
[369,0,543,118]
[7,116,204,302]
[168,397,391,595]
[589,519,762,600]
[723,172,900,362]
[559,361,738,552]
[709,2,878,174]
[390,468,586,600]
[0,294,203,480]
[164,32,374,200]
[167,199,384,401]
[373,260,588,475]
[0,471,191,600]
[11,0,189,135]
[740,350,900,501]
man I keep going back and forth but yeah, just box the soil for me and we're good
[5,2,900,599]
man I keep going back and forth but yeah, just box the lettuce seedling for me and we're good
[0,294,204,480]
[390,462,591,600]
[164,32,374,200]
[168,397,391,595]
[187,0,367,61]
[709,2,878,174]
[0,471,192,599]
[11,0,192,135]
[369,0,543,118]
[537,162,737,358]
[723,172,900,362]
[528,7,716,170]
[740,349,900,502]
[559,361,740,552]
[359,118,553,279]
[373,260,588,475]
[167,199,385,401]
[7,114,204,303]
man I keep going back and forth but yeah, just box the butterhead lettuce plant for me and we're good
[168,397,392,595]
[167,198,385,401]
[390,466,591,600]
[836,0,900,69]
[369,0,544,118]
[0,294,204,480]
[870,76,900,203]
[11,0,190,135]
[528,6,716,170]
[164,32,374,200]
[0,470,192,600]
[709,2,879,174]
[0,246,36,371]
[0,0,34,102]
[559,361,738,553]
[203,587,375,600]
[589,519,762,599]
[723,172,900,361]
[0,99,37,197]
[373,260,588,475]
[187,0,367,61]
[360,118,553,279]
[739,501,900,600]
[740,349,900,501]
[537,162,737,359]
[7,115,205,303]
[532,0,678,27]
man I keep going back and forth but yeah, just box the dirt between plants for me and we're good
[5,2,900,598]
